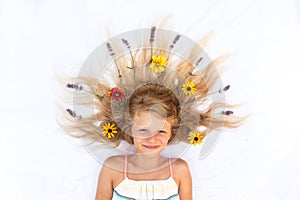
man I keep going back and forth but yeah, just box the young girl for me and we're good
[59,22,242,200]
[96,83,192,199]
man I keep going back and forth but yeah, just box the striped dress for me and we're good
[112,155,179,200]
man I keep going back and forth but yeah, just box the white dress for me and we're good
[112,155,179,200]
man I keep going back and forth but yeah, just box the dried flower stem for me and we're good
[201,110,234,120]
[106,42,122,79]
[203,85,231,97]
[167,34,181,60]
[122,38,135,68]
[66,83,96,96]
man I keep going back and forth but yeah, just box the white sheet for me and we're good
[0,0,299,199]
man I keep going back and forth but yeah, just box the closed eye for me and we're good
[138,129,148,132]
[158,130,167,133]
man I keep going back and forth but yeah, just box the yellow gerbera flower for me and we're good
[102,122,117,139]
[150,55,168,73]
[182,81,197,95]
[188,131,204,146]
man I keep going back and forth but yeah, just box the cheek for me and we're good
[161,134,172,144]
[133,137,143,146]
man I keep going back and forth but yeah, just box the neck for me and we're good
[130,152,167,172]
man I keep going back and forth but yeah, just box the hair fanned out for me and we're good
[57,22,245,149]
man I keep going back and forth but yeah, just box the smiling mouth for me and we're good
[143,145,160,149]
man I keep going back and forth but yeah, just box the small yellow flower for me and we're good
[102,122,117,139]
[182,81,197,95]
[188,131,204,146]
[150,55,168,73]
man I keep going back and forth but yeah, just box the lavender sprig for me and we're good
[210,110,234,118]
[66,82,102,98]
[204,84,231,97]
[150,26,156,42]
[195,57,203,66]
[170,34,181,49]
[66,108,82,119]
[106,42,122,78]
[122,38,135,68]
[66,83,83,91]
[106,42,115,56]
[222,110,234,116]
[121,39,130,49]
[218,85,231,93]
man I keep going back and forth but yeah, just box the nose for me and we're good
[146,133,159,143]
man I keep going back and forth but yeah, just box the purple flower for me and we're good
[218,85,231,93]
[223,110,234,116]
[106,42,115,56]
[223,85,230,91]
[150,26,156,42]
[170,34,181,49]
[66,83,83,91]
[66,108,75,117]
[66,108,81,119]
[195,57,203,66]
[121,39,130,49]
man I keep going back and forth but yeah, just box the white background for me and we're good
[0,0,300,199]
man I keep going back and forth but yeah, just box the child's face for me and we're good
[131,111,172,154]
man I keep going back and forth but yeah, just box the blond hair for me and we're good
[57,21,244,149]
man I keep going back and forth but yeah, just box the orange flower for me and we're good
[108,87,125,101]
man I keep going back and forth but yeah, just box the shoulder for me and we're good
[171,158,191,185]
[96,155,125,199]
[104,155,124,166]
[171,158,190,172]
[171,158,192,198]
[102,155,125,172]
[98,155,125,185]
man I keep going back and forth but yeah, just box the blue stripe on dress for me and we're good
[112,190,135,200]
[112,190,180,200]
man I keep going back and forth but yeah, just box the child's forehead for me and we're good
[133,111,168,128]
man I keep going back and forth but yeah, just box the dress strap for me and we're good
[168,157,173,177]
[124,155,128,178]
